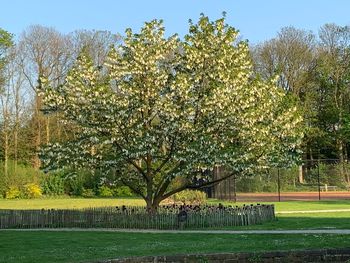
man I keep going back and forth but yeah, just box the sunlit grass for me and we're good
[0,197,145,210]
[0,231,349,263]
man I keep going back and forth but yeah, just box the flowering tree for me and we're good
[41,15,303,211]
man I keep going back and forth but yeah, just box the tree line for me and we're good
[253,24,350,183]
[0,26,120,167]
[0,26,121,197]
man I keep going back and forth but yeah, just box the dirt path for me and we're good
[2,228,350,234]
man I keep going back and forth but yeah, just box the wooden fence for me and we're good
[0,204,275,230]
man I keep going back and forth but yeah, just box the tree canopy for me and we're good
[40,15,303,210]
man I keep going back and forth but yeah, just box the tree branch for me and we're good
[153,136,176,175]
[121,179,146,199]
[161,171,236,200]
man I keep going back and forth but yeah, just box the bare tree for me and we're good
[17,25,72,167]
[70,29,121,67]
[0,29,14,177]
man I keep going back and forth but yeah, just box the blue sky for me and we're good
[1,0,350,44]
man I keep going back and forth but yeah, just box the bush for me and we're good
[236,176,264,192]
[0,161,43,197]
[5,186,21,199]
[65,169,101,196]
[113,186,134,197]
[65,172,85,196]
[172,190,207,204]
[41,172,65,195]
[82,188,95,198]
[24,183,42,198]
[98,186,113,197]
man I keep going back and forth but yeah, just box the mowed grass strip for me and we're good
[0,231,349,263]
[222,211,350,230]
[0,198,145,210]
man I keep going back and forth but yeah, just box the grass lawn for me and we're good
[221,211,350,230]
[1,198,350,262]
[0,197,145,209]
[0,230,349,263]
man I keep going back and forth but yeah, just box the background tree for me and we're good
[253,27,318,182]
[17,25,72,167]
[41,16,303,211]
[71,29,121,68]
[0,28,14,177]
[315,24,350,182]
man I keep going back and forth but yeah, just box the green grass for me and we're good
[222,212,350,230]
[0,197,145,209]
[1,198,350,262]
[0,231,349,263]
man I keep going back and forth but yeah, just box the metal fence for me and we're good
[212,159,350,202]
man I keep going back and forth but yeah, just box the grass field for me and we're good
[1,198,350,262]
[0,197,145,209]
[0,231,349,263]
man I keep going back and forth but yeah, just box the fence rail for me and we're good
[0,204,275,230]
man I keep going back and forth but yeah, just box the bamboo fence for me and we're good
[0,204,275,230]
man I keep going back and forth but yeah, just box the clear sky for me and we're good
[1,0,350,44]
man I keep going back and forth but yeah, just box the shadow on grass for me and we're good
[0,230,350,263]
[225,214,350,230]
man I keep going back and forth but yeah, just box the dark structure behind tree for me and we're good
[212,166,236,201]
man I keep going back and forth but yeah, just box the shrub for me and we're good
[65,172,85,196]
[82,188,95,198]
[98,186,113,197]
[262,182,276,192]
[41,172,65,195]
[172,190,207,204]
[0,161,43,197]
[236,176,264,192]
[113,186,134,197]
[5,186,21,199]
[24,183,42,198]
[65,169,100,196]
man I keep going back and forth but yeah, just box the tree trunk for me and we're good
[344,147,349,184]
[56,113,61,141]
[13,129,18,174]
[145,198,161,214]
[298,165,304,184]
[4,132,8,178]
[45,116,50,144]
[337,139,347,182]
[33,94,42,168]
